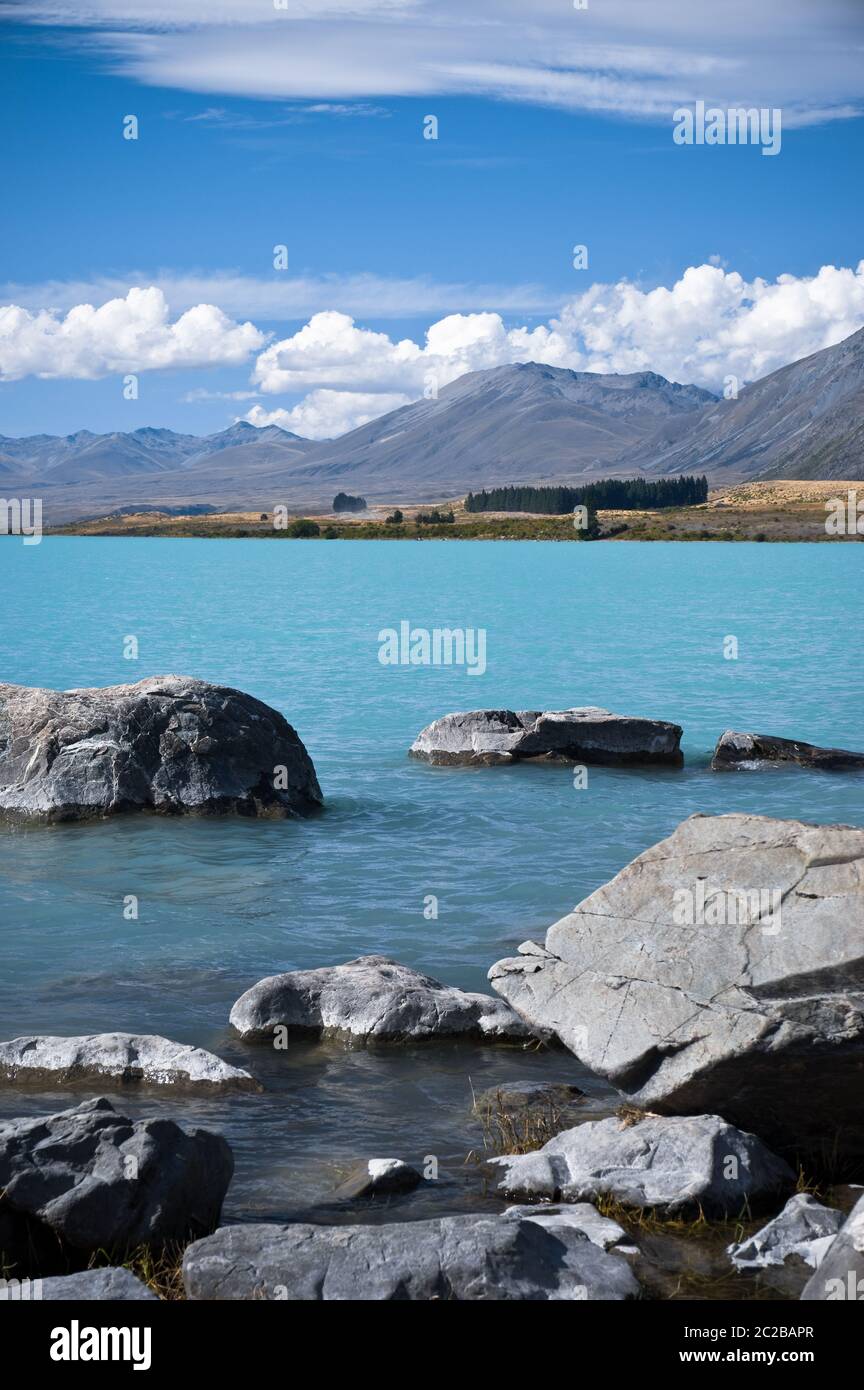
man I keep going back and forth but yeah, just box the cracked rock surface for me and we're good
[489,813,864,1158]
[230,955,532,1043]
[409,707,683,766]
[0,675,322,821]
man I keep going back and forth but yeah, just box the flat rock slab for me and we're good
[0,675,322,821]
[490,813,864,1159]
[729,1193,843,1270]
[230,955,532,1043]
[505,1202,637,1254]
[183,1211,641,1300]
[409,707,683,766]
[488,1113,793,1215]
[38,1267,158,1301]
[332,1158,423,1201]
[712,730,864,771]
[0,1033,260,1093]
[0,1097,233,1277]
[801,1193,864,1300]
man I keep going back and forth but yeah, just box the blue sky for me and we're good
[1,1,863,439]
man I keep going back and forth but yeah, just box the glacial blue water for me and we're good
[0,538,862,1224]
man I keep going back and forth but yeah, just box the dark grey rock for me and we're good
[487,1112,793,1215]
[490,813,864,1158]
[230,955,532,1043]
[0,1033,260,1093]
[728,1193,843,1270]
[712,730,864,771]
[0,1097,233,1277]
[801,1194,864,1300]
[183,1210,641,1300]
[410,707,683,766]
[332,1158,423,1201]
[38,1267,158,1301]
[0,675,322,821]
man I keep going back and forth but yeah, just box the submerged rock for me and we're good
[0,1097,233,1277]
[472,1080,585,1116]
[728,1193,843,1270]
[801,1193,864,1300]
[712,730,864,771]
[0,675,322,821]
[38,1268,158,1301]
[488,1113,793,1215]
[490,813,864,1158]
[0,1033,260,1093]
[230,955,532,1043]
[183,1211,641,1301]
[409,707,683,766]
[332,1158,423,1201]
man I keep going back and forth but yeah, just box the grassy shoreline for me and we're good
[46,481,864,542]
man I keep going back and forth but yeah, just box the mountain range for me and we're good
[2,327,862,520]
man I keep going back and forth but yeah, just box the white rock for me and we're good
[0,1033,260,1092]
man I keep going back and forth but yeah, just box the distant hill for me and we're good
[274,363,715,497]
[0,421,314,485]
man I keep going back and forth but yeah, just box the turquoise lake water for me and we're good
[0,538,862,1224]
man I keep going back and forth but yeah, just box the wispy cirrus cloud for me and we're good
[0,271,557,321]
[179,102,389,128]
[5,0,863,127]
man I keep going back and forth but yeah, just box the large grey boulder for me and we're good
[0,1034,260,1093]
[0,1097,233,1277]
[488,1113,793,1215]
[183,1210,641,1301]
[0,675,322,821]
[490,813,864,1158]
[801,1193,864,1300]
[230,955,531,1043]
[712,730,864,771]
[728,1194,843,1270]
[410,707,683,766]
[38,1267,158,1301]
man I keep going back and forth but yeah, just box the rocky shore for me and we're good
[2,679,863,1301]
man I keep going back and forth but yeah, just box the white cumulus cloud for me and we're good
[0,287,265,381]
[250,262,864,426]
[251,311,423,394]
[4,263,864,440]
[244,391,412,439]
